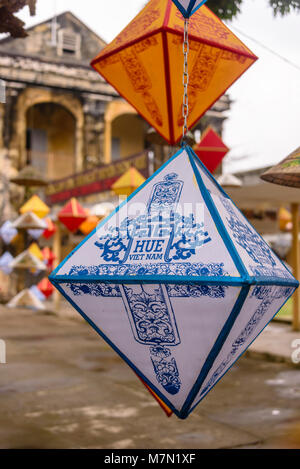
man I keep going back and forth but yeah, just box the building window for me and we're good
[57,29,81,58]
[111,138,121,162]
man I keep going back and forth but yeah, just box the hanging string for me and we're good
[181,18,189,147]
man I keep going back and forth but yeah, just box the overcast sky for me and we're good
[16,0,300,173]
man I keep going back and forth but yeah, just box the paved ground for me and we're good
[0,304,300,449]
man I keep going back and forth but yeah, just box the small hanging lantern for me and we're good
[12,212,47,231]
[91,0,257,144]
[0,221,18,245]
[10,165,48,187]
[79,216,100,236]
[20,195,50,219]
[10,249,47,271]
[194,127,229,173]
[58,198,87,233]
[172,0,208,18]
[37,278,55,299]
[29,285,46,302]
[28,229,44,240]
[7,289,46,311]
[0,252,14,275]
[28,242,44,262]
[217,173,242,188]
[278,207,292,232]
[50,145,298,419]
[42,218,57,240]
[111,167,146,198]
[42,247,56,270]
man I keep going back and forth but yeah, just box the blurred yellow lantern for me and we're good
[91,0,257,144]
[20,195,50,219]
[28,242,44,261]
[111,167,146,197]
[279,207,292,232]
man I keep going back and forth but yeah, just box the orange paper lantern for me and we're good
[58,198,87,233]
[91,0,257,144]
[37,278,54,299]
[194,126,229,173]
[79,216,100,235]
[138,376,173,417]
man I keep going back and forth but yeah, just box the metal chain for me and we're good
[181,18,189,147]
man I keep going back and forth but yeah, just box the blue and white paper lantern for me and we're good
[172,0,208,18]
[28,229,44,240]
[0,221,17,245]
[0,251,14,275]
[50,146,298,419]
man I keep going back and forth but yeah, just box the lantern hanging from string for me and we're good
[29,285,46,302]
[58,198,87,233]
[42,247,56,270]
[172,0,208,18]
[91,0,257,144]
[111,167,146,198]
[20,195,50,219]
[29,243,44,262]
[194,127,229,173]
[12,212,47,231]
[10,249,47,271]
[37,278,55,299]
[50,1,297,419]
[43,218,57,240]
[7,289,46,311]
[79,216,100,236]
[50,144,298,418]
[0,221,18,245]
[0,252,14,275]
[28,229,44,240]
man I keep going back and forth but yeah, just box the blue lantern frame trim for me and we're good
[172,0,208,18]
[50,146,298,419]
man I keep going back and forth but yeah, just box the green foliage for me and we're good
[206,0,300,19]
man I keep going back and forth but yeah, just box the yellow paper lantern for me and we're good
[111,167,146,197]
[20,195,50,219]
[29,242,44,261]
[79,216,100,235]
[91,0,257,144]
[279,207,292,232]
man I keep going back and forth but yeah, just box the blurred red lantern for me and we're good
[193,127,229,173]
[42,247,56,270]
[43,218,57,240]
[37,278,54,299]
[58,198,87,233]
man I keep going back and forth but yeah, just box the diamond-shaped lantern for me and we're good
[58,198,87,233]
[0,221,17,245]
[172,0,208,18]
[50,146,298,419]
[112,167,146,198]
[194,126,229,173]
[42,247,56,270]
[20,195,50,219]
[43,218,57,240]
[37,278,55,299]
[91,0,257,144]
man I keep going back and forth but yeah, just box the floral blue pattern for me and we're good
[66,280,226,395]
[219,196,290,279]
[94,173,211,265]
[199,285,293,397]
[67,262,228,278]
